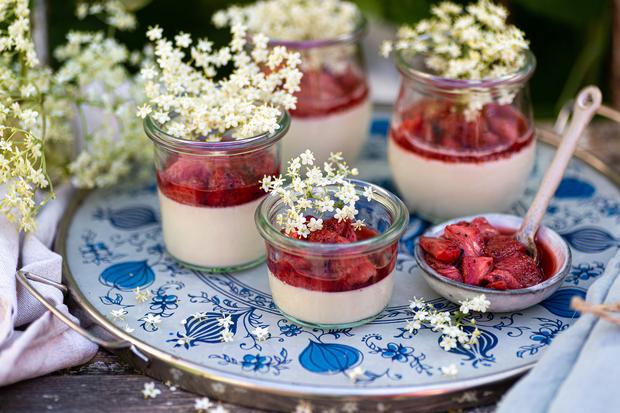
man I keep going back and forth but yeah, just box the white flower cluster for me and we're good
[261,150,371,238]
[383,0,529,81]
[76,0,137,31]
[213,0,359,42]
[405,295,490,352]
[218,314,235,343]
[138,24,302,140]
[1,1,149,231]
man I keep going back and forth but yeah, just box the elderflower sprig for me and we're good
[405,295,490,352]
[75,0,138,31]
[213,0,359,43]
[261,149,372,238]
[138,24,302,141]
[382,0,529,81]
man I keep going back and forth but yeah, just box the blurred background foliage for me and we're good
[48,0,613,118]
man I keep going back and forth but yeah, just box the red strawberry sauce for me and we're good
[291,66,369,118]
[390,99,534,163]
[267,218,397,292]
[156,150,279,208]
[420,217,556,290]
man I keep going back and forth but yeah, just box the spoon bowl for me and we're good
[414,213,572,313]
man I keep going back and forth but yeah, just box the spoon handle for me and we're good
[516,86,602,245]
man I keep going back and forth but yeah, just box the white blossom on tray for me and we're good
[261,150,372,238]
[251,326,270,341]
[109,308,128,321]
[138,23,302,141]
[405,294,490,352]
[441,364,459,377]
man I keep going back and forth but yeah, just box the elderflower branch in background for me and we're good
[138,23,302,140]
[261,150,370,238]
[0,0,150,231]
[405,295,490,352]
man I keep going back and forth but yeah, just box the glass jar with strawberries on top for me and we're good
[140,24,301,272]
[213,0,372,165]
[256,150,409,328]
[383,0,536,222]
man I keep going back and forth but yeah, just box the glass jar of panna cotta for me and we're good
[255,180,408,328]
[144,111,289,272]
[388,49,537,222]
[271,13,372,164]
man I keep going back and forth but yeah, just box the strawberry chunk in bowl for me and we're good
[414,214,571,312]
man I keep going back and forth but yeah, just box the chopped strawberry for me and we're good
[330,256,378,289]
[292,67,369,118]
[157,151,278,207]
[462,256,494,285]
[425,255,463,283]
[494,254,543,288]
[480,270,522,290]
[485,235,527,260]
[443,222,484,257]
[471,217,501,239]
[419,236,461,263]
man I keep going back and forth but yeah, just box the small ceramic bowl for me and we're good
[414,213,571,313]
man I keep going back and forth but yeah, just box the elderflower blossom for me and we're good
[383,0,528,80]
[261,150,369,238]
[405,295,489,352]
[382,0,529,119]
[214,0,362,73]
[1,1,149,231]
[213,0,359,43]
[139,24,302,140]
[75,1,137,31]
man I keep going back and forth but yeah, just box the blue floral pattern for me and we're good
[63,117,620,392]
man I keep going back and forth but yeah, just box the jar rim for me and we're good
[255,179,409,255]
[144,109,290,154]
[395,48,536,89]
[267,13,367,50]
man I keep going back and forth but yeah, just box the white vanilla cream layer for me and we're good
[268,271,394,325]
[283,98,372,164]
[158,190,265,269]
[388,138,536,222]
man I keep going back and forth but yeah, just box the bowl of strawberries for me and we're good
[414,213,571,312]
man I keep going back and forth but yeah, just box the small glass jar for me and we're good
[255,180,408,328]
[144,111,290,272]
[388,49,537,222]
[270,13,372,164]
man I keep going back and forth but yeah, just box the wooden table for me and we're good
[1,122,619,413]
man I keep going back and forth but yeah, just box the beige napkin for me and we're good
[0,184,98,386]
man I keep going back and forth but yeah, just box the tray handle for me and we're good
[16,270,132,350]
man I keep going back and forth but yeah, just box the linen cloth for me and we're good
[498,247,620,413]
[0,184,98,386]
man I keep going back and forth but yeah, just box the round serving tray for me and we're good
[55,117,620,412]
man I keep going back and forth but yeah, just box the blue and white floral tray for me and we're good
[57,117,620,412]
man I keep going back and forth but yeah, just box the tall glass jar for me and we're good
[388,49,536,222]
[255,180,408,328]
[271,14,371,165]
[144,111,290,272]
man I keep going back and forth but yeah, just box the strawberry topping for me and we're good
[390,99,534,163]
[420,217,553,290]
[267,218,397,292]
[292,66,369,118]
[156,150,278,208]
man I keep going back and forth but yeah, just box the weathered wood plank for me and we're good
[0,374,261,413]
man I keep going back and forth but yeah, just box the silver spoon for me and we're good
[516,86,602,261]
